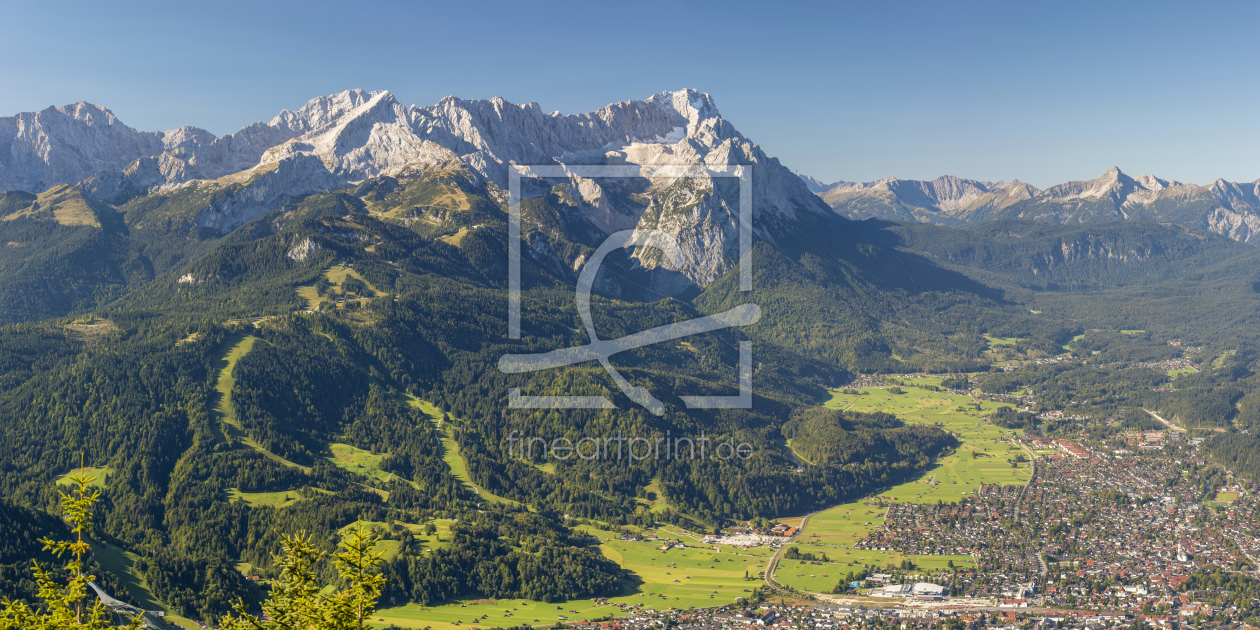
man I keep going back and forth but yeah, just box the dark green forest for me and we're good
[3,163,1260,623]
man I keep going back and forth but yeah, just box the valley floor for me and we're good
[774,378,1031,593]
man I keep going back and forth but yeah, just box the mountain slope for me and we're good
[860,218,1260,291]
[817,175,1039,225]
[809,168,1260,243]
[1,89,834,299]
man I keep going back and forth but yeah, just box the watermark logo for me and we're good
[498,164,758,415]
[506,430,754,461]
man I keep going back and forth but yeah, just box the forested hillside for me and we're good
[4,143,1260,622]
[0,164,1030,617]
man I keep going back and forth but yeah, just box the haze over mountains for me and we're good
[807,168,1260,243]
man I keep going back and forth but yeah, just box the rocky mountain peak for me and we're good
[817,166,1260,244]
[269,89,397,135]
[0,89,838,291]
[0,101,172,192]
[53,101,119,126]
[797,174,835,193]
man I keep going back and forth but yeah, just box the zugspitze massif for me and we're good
[0,89,826,290]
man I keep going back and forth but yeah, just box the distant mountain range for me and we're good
[0,89,827,292]
[805,168,1260,243]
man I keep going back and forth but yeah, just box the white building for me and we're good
[912,583,948,599]
[875,584,914,598]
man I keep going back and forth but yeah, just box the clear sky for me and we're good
[3,0,1257,188]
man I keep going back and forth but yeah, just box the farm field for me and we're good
[377,525,767,630]
[777,378,1030,592]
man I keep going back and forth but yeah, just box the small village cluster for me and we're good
[566,600,1254,630]
[826,434,1260,619]
[555,428,1260,630]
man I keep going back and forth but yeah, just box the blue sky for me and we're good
[3,0,1257,187]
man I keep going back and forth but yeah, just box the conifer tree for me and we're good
[219,523,385,630]
[0,463,141,630]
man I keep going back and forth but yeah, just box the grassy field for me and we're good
[1215,491,1241,502]
[439,227,469,246]
[213,333,257,436]
[227,488,307,509]
[55,466,113,488]
[777,378,1030,591]
[376,524,767,630]
[211,334,309,471]
[1,184,100,226]
[90,541,200,629]
[985,336,1020,346]
[637,479,673,514]
[337,519,457,561]
[64,317,117,341]
[326,443,392,483]
[403,394,516,505]
[296,263,386,309]
[1167,367,1199,378]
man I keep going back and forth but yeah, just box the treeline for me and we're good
[1206,433,1260,484]
[784,547,829,562]
[989,406,1038,430]
[979,362,1166,411]
[380,508,622,605]
[782,407,954,468]
[138,550,258,621]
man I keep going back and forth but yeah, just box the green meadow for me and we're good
[227,488,325,509]
[777,378,1031,592]
[296,262,386,309]
[340,519,456,557]
[403,394,517,505]
[985,336,1020,346]
[378,531,761,630]
[212,333,256,436]
[326,442,392,483]
[376,525,767,630]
